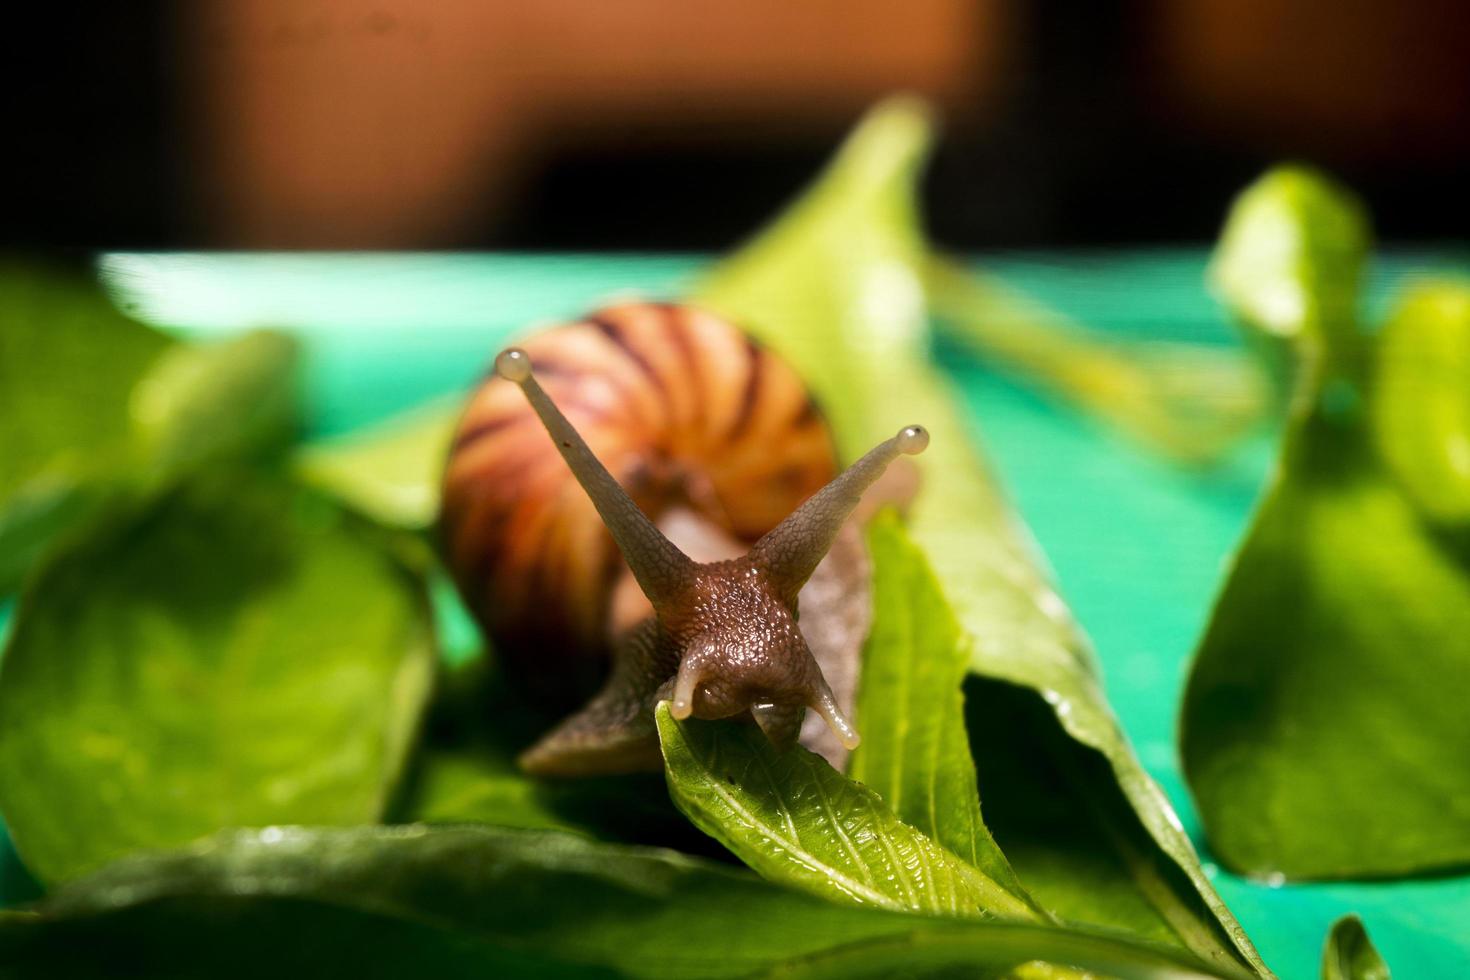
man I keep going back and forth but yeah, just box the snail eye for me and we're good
[897,425,929,455]
[494,347,533,383]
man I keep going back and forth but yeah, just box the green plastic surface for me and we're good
[4,249,1469,978]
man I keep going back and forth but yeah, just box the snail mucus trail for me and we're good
[446,305,927,777]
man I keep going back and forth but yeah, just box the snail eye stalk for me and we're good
[749,424,929,605]
[495,348,694,610]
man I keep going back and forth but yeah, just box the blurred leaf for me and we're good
[403,747,578,831]
[926,255,1266,464]
[0,470,435,883]
[657,705,1038,921]
[0,825,1234,979]
[1371,281,1470,524]
[0,263,299,590]
[1182,170,1470,878]
[130,329,299,478]
[296,397,459,529]
[849,513,1035,911]
[696,98,1265,976]
[0,480,110,598]
[0,263,170,587]
[1209,166,1370,346]
[1320,917,1391,980]
[1207,166,1371,403]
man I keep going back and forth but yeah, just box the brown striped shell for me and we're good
[440,302,838,698]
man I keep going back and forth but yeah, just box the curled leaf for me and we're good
[1320,916,1391,980]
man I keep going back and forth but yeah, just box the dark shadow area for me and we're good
[965,675,1250,969]
[390,653,733,863]
[0,827,42,906]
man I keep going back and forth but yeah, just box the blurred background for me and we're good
[7,0,1469,251]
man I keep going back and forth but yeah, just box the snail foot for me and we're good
[518,713,661,777]
[519,617,671,777]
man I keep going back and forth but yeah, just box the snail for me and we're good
[440,302,927,776]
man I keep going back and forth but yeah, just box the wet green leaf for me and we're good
[1182,170,1470,878]
[0,825,1234,979]
[849,513,1034,910]
[0,471,435,883]
[1320,916,1391,980]
[657,704,1038,921]
[697,99,1264,975]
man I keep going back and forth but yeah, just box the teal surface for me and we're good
[7,250,1470,978]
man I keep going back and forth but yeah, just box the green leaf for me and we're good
[756,932,1237,980]
[1183,411,1470,877]
[1209,166,1370,347]
[1371,280,1470,524]
[0,263,171,587]
[296,397,459,529]
[657,704,1037,921]
[0,470,435,883]
[0,263,300,589]
[696,99,1265,975]
[130,329,299,479]
[0,825,1235,979]
[1320,916,1391,980]
[848,513,1034,910]
[1182,172,1470,878]
[926,255,1266,465]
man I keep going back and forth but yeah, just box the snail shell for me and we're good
[441,302,838,698]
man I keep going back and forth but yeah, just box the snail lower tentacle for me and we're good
[440,302,926,776]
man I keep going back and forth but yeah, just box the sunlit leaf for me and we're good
[657,705,1037,921]
[849,513,1034,909]
[1182,169,1470,878]
[1371,281,1470,524]
[1209,166,1369,346]
[296,398,459,529]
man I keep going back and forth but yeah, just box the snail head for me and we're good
[494,346,929,752]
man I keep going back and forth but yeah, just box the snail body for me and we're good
[440,302,926,776]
